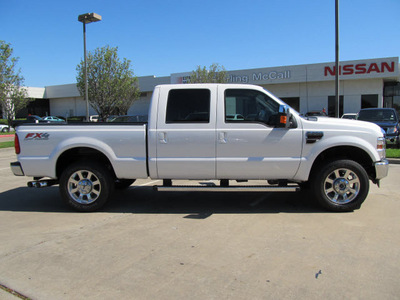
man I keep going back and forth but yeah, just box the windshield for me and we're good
[358,109,398,122]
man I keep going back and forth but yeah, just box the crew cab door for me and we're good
[216,87,303,179]
[155,85,217,179]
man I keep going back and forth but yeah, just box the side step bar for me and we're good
[155,185,300,192]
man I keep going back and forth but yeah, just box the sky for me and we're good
[1,0,400,87]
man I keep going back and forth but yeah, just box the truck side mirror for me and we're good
[275,105,290,128]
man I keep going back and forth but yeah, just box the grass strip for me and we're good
[386,149,400,158]
[0,141,14,149]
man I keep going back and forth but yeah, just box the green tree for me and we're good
[76,45,140,120]
[188,63,229,83]
[0,41,28,129]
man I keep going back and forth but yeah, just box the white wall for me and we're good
[49,97,96,118]
[127,94,152,115]
[263,78,384,115]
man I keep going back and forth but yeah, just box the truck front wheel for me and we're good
[59,161,114,212]
[311,160,369,212]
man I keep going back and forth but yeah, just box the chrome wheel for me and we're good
[68,170,101,204]
[312,159,369,212]
[323,168,360,204]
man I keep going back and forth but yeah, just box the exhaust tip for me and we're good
[27,180,57,188]
[27,181,47,188]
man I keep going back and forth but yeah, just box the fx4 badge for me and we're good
[25,133,50,140]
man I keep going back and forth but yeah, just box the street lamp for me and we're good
[78,13,102,122]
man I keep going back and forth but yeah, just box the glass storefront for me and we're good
[384,81,400,114]
[16,99,50,118]
[328,96,343,117]
[361,95,378,109]
[280,97,300,112]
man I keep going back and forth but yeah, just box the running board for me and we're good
[155,185,300,192]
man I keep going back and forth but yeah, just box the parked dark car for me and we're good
[110,115,148,123]
[11,115,50,128]
[357,108,400,148]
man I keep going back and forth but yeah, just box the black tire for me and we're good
[59,161,114,212]
[115,179,135,189]
[1,127,9,133]
[311,160,369,212]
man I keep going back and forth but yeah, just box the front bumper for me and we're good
[10,161,24,176]
[375,159,389,180]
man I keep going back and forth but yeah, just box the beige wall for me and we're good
[264,78,384,114]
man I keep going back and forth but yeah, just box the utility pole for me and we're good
[335,0,340,118]
[78,13,102,122]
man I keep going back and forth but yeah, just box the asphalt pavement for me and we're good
[0,147,399,299]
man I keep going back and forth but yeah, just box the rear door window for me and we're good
[166,89,210,123]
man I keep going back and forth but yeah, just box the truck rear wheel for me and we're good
[312,160,369,212]
[59,161,114,212]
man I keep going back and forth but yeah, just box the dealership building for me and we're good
[19,56,400,118]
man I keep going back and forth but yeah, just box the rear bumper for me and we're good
[375,159,389,180]
[10,161,24,176]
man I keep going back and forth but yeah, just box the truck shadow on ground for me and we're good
[0,185,327,215]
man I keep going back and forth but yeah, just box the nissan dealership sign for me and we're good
[323,58,398,78]
[170,57,399,85]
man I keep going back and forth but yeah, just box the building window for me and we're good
[280,97,300,112]
[384,82,400,113]
[166,89,210,123]
[328,96,343,117]
[361,94,378,109]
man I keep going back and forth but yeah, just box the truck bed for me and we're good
[16,123,148,179]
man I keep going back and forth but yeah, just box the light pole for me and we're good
[335,0,340,118]
[78,13,102,121]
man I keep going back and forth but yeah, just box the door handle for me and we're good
[158,132,167,144]
[218,132,227,143]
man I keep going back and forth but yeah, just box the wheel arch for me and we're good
[56,147,116,179]
[309,146,375,181]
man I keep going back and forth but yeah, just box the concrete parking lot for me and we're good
[0,147,399,300]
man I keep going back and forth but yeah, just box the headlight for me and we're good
[377,137,386,159]
[386,127,398,134]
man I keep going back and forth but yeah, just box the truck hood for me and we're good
[300,116,384,137]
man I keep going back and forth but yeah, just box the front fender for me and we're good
[294,135,379,181]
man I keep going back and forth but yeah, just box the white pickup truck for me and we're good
[11,84,389,212]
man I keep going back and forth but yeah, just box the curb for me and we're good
[388,158,400,165]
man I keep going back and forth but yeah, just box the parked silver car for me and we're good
[0,124,14,133]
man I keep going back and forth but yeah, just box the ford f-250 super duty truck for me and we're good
[10,84,389,212]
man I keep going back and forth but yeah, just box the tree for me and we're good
[76,45,140,120]
[0,41,28,129]
[188,63,229,83]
